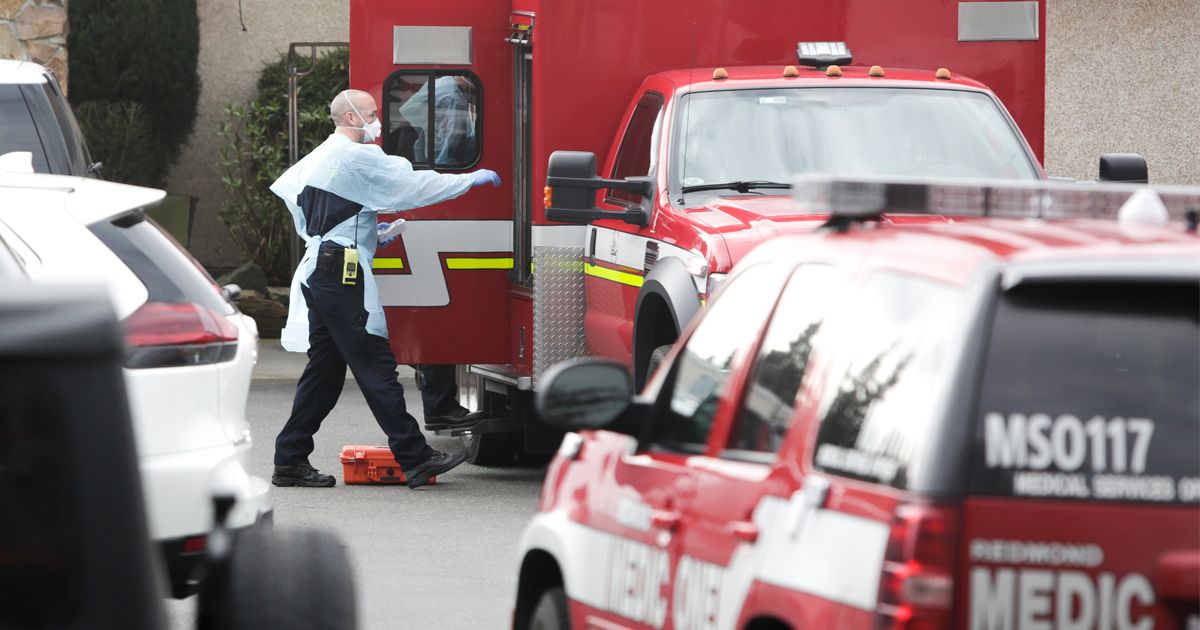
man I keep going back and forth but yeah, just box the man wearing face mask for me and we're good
[269,89,501,489]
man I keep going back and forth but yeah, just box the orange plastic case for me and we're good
[339,446,435,485]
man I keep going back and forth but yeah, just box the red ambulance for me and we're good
[519,175,1200,630]
[349,0,1144,463]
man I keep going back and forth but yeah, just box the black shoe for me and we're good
[404,449,467,489]
[425,406,483,429]
[272,464,336,488]
[425,409,488,430]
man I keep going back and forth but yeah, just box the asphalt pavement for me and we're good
[167,340,546,630]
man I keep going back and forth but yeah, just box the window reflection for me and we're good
[654,263,789,452]
[812,272,961,488]
[385,73,480,169]
[727,265,840,455]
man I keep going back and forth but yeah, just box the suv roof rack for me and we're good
[793,174,1200,231]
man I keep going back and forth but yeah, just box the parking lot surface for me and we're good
[168,340,544,630]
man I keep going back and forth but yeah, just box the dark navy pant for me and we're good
[275,252,433,469]
[417,364,462,418]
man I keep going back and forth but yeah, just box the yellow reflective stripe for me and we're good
[446,257,514,270]
[585,263,644,287]
[373,257,405,270]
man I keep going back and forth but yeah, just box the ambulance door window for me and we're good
[383,71,482,170]
[650,263,790,453]
[605,92,663,207]
[724,264,841,459]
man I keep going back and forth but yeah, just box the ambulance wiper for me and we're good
[680,181,791,194]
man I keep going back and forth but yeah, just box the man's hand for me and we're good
[377,221,405,246]
[469,169,501,188]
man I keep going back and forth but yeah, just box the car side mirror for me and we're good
[545,150,652,226]
[220,283,242,302]
[536,358,633,432]
[87,161,104,178]
[1099,153,1148,183]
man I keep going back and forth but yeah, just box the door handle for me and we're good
[651,509,681,530]
[726,521,759,544]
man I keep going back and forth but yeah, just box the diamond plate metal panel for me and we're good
[533,246,587,386]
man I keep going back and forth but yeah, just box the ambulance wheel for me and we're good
[646,344,672,384]
[527,586,569,630]
[464,431,519,466]
[200,527,356,630]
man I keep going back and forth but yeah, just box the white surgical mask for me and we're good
[342,92,382,143]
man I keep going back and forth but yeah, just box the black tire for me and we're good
[528,586,570,630]
[199,527,356,630]
[646,344,672,385]
[464,430,520,466]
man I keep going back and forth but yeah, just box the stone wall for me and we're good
[0,0,68,90]
[166,0,348,272]
[1046,1,1200,185]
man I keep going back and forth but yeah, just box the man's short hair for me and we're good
[330,89,372,124]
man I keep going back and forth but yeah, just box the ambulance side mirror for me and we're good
[545,151,651,227]
[1099,153,1148,183]
[536,358,633,432]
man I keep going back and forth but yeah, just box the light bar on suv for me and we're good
[792,174,1200,225]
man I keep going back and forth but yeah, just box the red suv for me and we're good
[513,177,1200,630]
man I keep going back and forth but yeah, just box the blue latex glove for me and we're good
[377,222,402,247]
[469,169,501,188]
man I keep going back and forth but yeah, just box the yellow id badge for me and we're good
[342,248,359,285]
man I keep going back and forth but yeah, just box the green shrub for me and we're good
[73,101,159,187]
[217,48,349,284]
[68,0,200,187]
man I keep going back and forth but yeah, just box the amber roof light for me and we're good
[712,67,729,80]
[826,65,843,77]
[936,68,952,80]
[869,65,885,77]
[783,65,800,78]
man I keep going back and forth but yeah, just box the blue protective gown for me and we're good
[271,133,472,352]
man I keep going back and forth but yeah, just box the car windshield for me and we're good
[674,87,1039,194]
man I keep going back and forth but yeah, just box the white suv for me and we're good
[0,173,271,596]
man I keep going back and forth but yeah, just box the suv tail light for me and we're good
[122,302,239,368]
[876,503,960,630]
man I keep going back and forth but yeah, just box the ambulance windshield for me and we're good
[674,87,1040,195]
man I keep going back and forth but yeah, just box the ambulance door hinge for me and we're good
[518,326,526,361]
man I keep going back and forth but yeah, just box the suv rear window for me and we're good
[89,214,233,315]
[972,282,1200,504]
[0,84,50,173]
